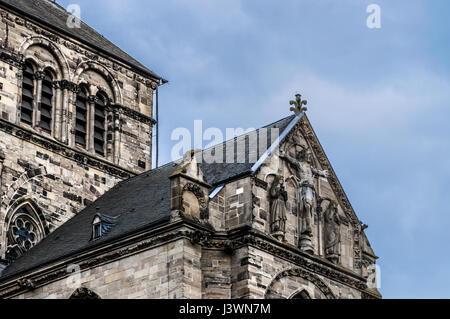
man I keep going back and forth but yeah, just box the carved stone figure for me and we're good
[280,148,328,253]
[324,201,341,264]
[269,175,288,241]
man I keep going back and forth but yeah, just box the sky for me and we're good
[56,0,450,298]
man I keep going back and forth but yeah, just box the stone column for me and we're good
[113,109,121,165]
[66,83,79,147]
[87,95,98,153]
[0,151,4,197]
[52,81,62,140]
[33,71,45,128]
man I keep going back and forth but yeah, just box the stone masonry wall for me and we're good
[10,237,201,299]
[0,3,159,261]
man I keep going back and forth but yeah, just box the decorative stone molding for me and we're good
[57,80,79,93]
[183,183,209,219]
[0,224,371,299]
[265,267,336,299]
[297,116,360,227]
[0,49,24,69]
[69,287,101,299]
[110,104,156,126]
[0,118,134,179]
[254,177,268,190]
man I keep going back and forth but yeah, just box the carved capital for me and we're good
[34,71,46,80]
[88,95,99,104]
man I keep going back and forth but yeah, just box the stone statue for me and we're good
[279,148,329,253]
[324,201,341,264]
[269,175,288,241]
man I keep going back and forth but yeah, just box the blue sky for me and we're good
[57,0,450,298]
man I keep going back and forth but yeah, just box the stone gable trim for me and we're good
[0,118,135,179]
[297,115,360,227]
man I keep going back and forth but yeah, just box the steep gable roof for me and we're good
[0,0,165,81]
[0,115,296,280]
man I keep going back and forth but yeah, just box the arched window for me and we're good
[75,85,89,148]
[20,61,35,126]
[39,69,54,133]
[291,290,311,299]
[5,203,46,263]
[93,92,107,156]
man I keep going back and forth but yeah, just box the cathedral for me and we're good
[0,0,380,299]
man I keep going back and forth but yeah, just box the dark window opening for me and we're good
[93,223,101,239]
[94,93,107,156]
[75,88,88,148]
[21,62,35,125]
[40,70,53,133]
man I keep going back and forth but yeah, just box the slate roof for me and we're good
[0,115,296,281]
[0,0,165,81]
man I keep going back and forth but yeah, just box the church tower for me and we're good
[0,0,165,271]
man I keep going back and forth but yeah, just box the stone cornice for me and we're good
[0,218,372,298]
[0,48,24,69]
[110,104,156,126]
[0,118,135,179]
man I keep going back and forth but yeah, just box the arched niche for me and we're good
[74,61,121,104]
[20,37,69,81]
[183,191,200,219]
[182,183,208,220]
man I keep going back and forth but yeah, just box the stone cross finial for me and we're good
[289,94,308,115]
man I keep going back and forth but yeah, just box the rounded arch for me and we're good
[20,36,70,81]
[42,66,58,81]
[69,287,101,299]
[23,58,38,73]
[73,61,122,104]
[96,89,111,105]
[264,267,336,299]
[289,289,311,299]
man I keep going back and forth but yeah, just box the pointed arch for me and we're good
[4,198,48,263]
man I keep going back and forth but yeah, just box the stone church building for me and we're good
[0,0,380,299]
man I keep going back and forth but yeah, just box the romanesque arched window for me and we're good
[5,202,46,263]
[93,92,108,156]
[20,61,36,126]
[39,69,54,133]
[75,85,89,149]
